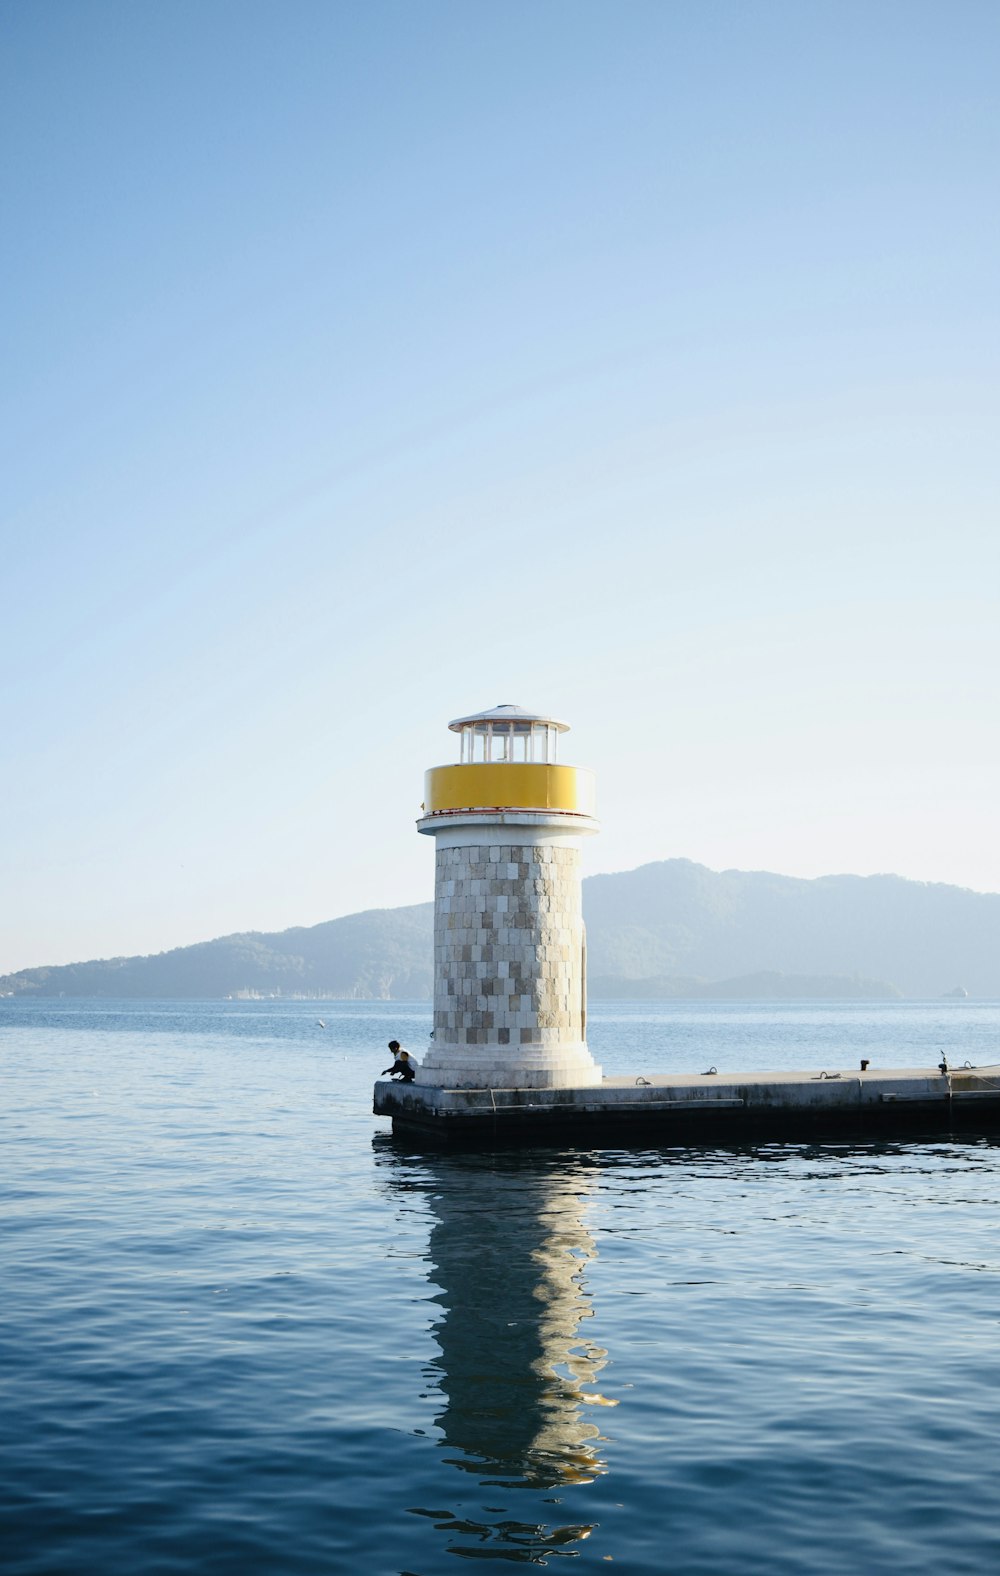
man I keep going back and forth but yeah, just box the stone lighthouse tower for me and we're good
[415,704,602,1091]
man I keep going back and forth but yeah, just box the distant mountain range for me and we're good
[2,860,997,1000]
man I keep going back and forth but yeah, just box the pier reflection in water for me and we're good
[376,1145,616,1563]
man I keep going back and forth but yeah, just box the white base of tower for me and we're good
[417,1041,602,1091]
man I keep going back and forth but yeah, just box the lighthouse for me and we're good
[414,704,602,1091]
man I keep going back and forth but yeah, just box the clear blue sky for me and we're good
[2,0,998,973]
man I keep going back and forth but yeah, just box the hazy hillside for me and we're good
[2,861,997,999]
[583,861,999,997]
[0,905,434,1000]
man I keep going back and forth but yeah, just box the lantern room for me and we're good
[419,703,597,824]
[450,703,567,765]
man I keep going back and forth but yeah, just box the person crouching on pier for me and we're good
[382,1041,416,1082]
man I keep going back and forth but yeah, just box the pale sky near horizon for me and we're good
[2,0,998,975]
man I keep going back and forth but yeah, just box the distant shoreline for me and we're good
[3,859,997,998]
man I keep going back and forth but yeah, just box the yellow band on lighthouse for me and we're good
[423,763,596,817]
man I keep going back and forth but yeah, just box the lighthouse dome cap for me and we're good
[447,703,570,733]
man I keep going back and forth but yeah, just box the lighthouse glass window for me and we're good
[490,724,512,763]
[529,723,557,763]
[466,725,490,763]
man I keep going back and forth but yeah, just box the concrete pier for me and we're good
[374,1065,1000,1145]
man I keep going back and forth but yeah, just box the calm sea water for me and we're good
[3,998,1000,1574]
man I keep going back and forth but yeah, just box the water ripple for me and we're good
[3,999,1000,1572]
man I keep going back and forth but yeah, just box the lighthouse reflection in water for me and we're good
[396,1150,617,1559]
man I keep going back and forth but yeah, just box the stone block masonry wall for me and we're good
[433,843,584,1049]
